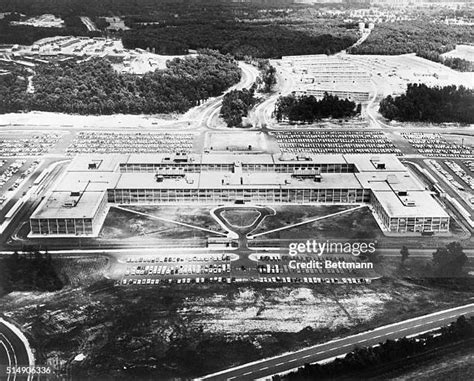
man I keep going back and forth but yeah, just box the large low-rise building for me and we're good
[29,153,449,236]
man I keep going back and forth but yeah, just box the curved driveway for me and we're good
[0,318,34,381]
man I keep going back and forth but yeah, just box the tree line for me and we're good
[379,84,474,124]
[274,93,361,124]
[417,50,474,72]
[348,21,474,73]
[0,50,241,115]
[220,87,256,127]
[0,249,64,295]
[122,21,356,59]
[275,315,474,380]
[400,242,468,277]
[0,2,357,59]
[348,21,473,57]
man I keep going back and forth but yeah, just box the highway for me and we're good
[199,304,474,381]
[0,319,34,381]
[182,61,259,130]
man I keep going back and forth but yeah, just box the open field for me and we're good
[203,131,271,153]
[345,54,473,97]
[441,45,474,62]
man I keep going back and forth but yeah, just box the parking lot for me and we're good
[115,252,375,286]
[0,133,60,156]
[273,130,401,155]
[254,253,374,284]
[66,131,196,155]
[429,159,474,205]
[0,159,40,206]
[117,253,234,285]
[402,133,473,158]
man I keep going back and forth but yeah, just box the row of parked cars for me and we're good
[430,160,473,193]
[0,160,25,191]
[274,131,401,155]
[120,277,233,285]
[257,277,371,284]
[444,160,474,191]
[126,263,231,276]
[0,134,59,156]
[258,263,350,275]
[403,133,473,158]
[125,254,231,263]
[67,132,194,155]
[118,276,372,286]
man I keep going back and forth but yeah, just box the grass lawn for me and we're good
[221,209,261,227]
[100,206,223,240]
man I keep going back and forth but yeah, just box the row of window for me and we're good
[107,188,370,204]
[30,218,94,235]
[119,163,357,174]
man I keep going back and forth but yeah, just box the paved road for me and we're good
[199,304,474,381]
[0,319,33,381]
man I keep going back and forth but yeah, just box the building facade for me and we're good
[29,153,449,236]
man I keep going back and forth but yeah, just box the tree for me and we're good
[1,51,241,116]
[220,88,256,127]
[274,93,358,123]
[262,64,277,93]
[432,241,468,277]
[379,84,474,124]
[400,246,409,263]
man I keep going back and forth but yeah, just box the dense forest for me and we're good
[0,66,29,112]
[0,1,357,58]
[0,50,241,114]
[274,93,360,123]
[0,250,64,295]
[379,84,474,124]
[348,21,474,65]
[0,0,261,16]
[220,88,257,127]
[275,315,474,380]
[122,22,355,59]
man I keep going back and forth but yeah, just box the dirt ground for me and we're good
[1,255,472,380]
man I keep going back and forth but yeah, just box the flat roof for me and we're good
[355,172,425,192]
[115,172,363,190]
[346,154,407,172]
[276,153,348,165]
[55,172,120,192]
[372,190,449,218]
[31,190,106,219]
[125,153,200,164]
[68,154,125,172]
[201,154,275,165]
